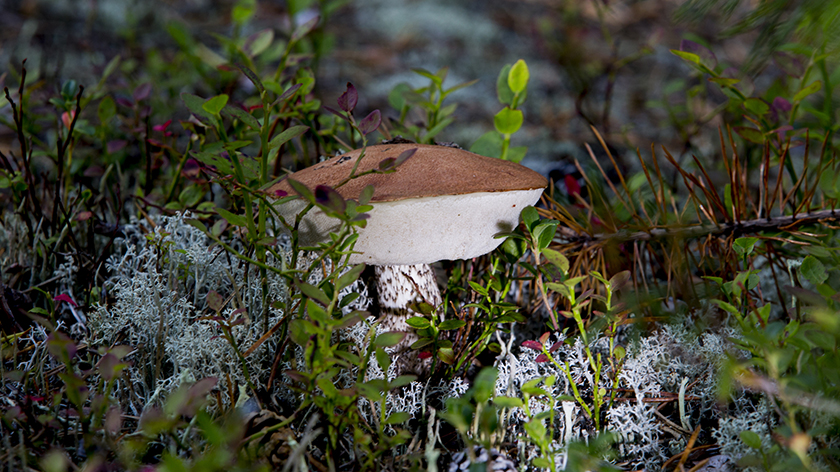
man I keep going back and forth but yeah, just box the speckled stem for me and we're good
[374,263,442,375]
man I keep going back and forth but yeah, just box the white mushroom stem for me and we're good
[374,264,442,375]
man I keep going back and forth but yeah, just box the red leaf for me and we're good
[337,82,358,112]
[54,294,78,307]
[522,340,543,351]
[535,354,549,363]
[418,351,432,359]
[564,174,581,197]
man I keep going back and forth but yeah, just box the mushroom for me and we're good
[270,143,547,374]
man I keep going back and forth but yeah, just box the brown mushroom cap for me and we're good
[269,143,547,202]
[272,143,547,265]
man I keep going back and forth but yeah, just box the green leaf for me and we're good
[532,457,551,468]
[216,207,249,228]
[203,94,229,116]
[520,205,540,231]
[439,319,466,330]
[295,280,331,306]
[181,93,215,122]
[710,299,739,314]
[724,183,734,218]
[493,396,523,408]
[233,62,265,96]
[359,185,375,205]
[178,185,204,207]
[385,412,410,424]
[496,64,514,105]
[740,430,763,449]
[376,347,391,372]
[507,59,529,94]
[793,80,822,102]
[523,419,547,441]
[542,248,569,273]
[306,298,328,323]
[389,375,417,389]
[506,146,527,163]
[269,125,309,150]
[184,219,208,233]
[468,280,489,297]
[337,264,365,291]
[734,126,765,144]
[223,104,260,130]
[805,329,835,350]
[406,317,431,329]
[743,98,769,116]
[494,107,523,135]
[246,29,274,57]
[232,0,256,24]
[290,16,319,43]
[287,179,314,203]
[708,77,740,87]
[469,131,503,158]
[533,221,559,250]
[671,49,701,65]
[800,255,828,286]
[472,367,498,404]
[98,96,116,125]
[733,237,759,257]
[375,331,406,348]
[425,117,454,141]
[438,347,455,364]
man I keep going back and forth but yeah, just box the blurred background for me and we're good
[6,0,828,174]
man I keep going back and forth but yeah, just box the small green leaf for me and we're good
[506,146,527,163]
[542,248,569,273]
[740,430,763,449]
[223,104,260,130]
[376,347,391,372]
[473,367,498,404]
[493,396,523,408]
[743,98,769,116]
[496,64,514,105]
[439,319,466,330]
[295,280,331,306]
[389,375,417,389]
[375,331,406,348]
[359,185,375,205]
[438,347,455,364]
[708,77,740,87]
[494,107,523,135]
[179,185,204,207]
[269,125,309,150]
[337,264,365,291]
[671,49,701,65]
[181,93,215,122]
[724,183,734,218]
[406,317,431,329]
[520,205,540,231]
[734,126,765,144]
[385,412,410,424]
[216,207,249,228]
[733,237,760,257]
[469,131,503,158]
[291,16,319,43]
[234,63,265,95]
[793,80,822,102]
[508,59,530,94]
[202,94,229,115]
[98,96,116,125]
[246,29,274,57]
[800,255,828,286]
